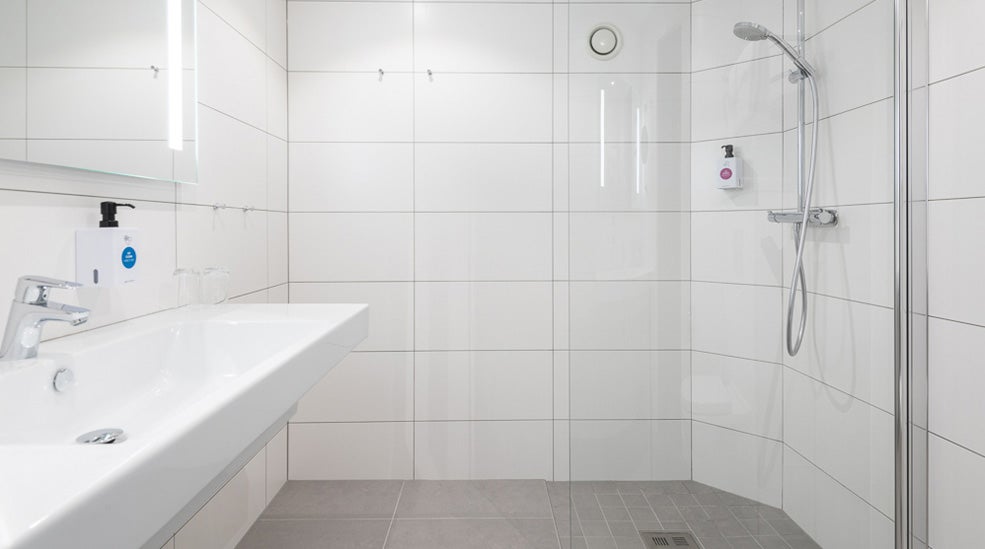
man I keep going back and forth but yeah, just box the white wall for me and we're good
[777,0,896,546]
[285,0,692,481]
[925,0,985,548]
[689,0,786,508]
[0,0,287,337]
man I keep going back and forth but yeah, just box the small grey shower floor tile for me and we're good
[783,534,822,548]
[613,536,645,548]
[580,519,613,537]
[602,507,631,521]
[767,518,807,536]
[386,518,559,549]
[236,519,390,549]
[755,536,793,549]
[262,480,403,519]
[724,536,764,549]
[621,494,648,507]
[584,537,618,549]
[395,480,552,519]
[607,521,638,538]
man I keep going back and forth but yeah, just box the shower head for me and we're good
[732,21,815,78]
[733,22,771,42]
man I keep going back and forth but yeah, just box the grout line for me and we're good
[381,480,405,549]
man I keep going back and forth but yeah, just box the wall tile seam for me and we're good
[198,102,288,144]
[782,366,895,417]
[198,0,287,70]
[782,441,895,523]
[692,419,782,445]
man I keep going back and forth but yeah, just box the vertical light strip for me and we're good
[167,0,184,151]
[599,89,605,188]
[635,107,641,194]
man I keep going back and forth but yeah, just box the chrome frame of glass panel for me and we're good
[895,0,911,547]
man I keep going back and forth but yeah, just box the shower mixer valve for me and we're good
[767,208,838,227]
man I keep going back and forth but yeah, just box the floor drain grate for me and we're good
[639,531,702,549]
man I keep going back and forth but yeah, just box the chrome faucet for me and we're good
[0,276,90,362]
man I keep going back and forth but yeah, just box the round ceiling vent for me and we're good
[589,25,621,59]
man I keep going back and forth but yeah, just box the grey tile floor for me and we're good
[237,480,821,549]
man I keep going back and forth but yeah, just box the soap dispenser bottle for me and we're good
[75,202,141,287]
[717,144,742,190]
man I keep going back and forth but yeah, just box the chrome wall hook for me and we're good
[427,69,434,81]
[150,65,160,78]
[378,68,384,81]
[211,203,226,211]
[241,205,255,213]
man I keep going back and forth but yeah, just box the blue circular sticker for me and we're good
[121,247,137,269]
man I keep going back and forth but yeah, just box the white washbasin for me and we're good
[0,303,368,549]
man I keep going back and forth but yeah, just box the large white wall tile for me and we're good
[929,434,985,549]
[927,198,985,326]
[0,1,25,66]
[784,203,894,307]
[414,3,552,73]
[415,351,552,421]
[198,7,267,129]
[783,446,894,549]
[692,352,781,440]
[288,422,414,480]
[290,282,413,351]
[569,420,691,481]
[415,213,553,281]
[929,318,985,458]
[415,144,552,212]
[928,68,985,201]
[414,421,553,480]
[568,143,688,212]
[266,60,288,140]
[180,106,267,209]
[568,4,690,74]
[415,74,552,143]
[692,422,782,507]
[288,2,412,71]
[569,213,688,281]
[0,72,25,138]
[691,0,781,72]
[267,136,288,211]
[289,73,414,142]
[691,210,782,286]
[692,282,781,363]
[267,212,287,286]
[569,281,689,351]
[415,282,552,351]
[785,292,894,413]
[691,56,782,142]
[266,0,287,67]
[289,213,414,282]
[569,74,690,143]
[785,0,893,124]
[289,143,414,212]
[568,350,689,420]
[294,352,414,422]
[928,0,985,83]
[783,369,894,517]
[201,0,267,51]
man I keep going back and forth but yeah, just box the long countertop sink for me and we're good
[0,303,368,549]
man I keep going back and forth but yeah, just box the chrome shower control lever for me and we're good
[767,208,838,227]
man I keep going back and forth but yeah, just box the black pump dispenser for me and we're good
[99,201,136,228]
[722,144,735,158]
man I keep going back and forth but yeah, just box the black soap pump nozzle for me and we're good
[99,201,136,228]
[722,144,735,158]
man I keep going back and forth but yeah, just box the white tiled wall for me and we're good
[926,0,985,547]
[776,0,896,545]
[0,0,287,338]
[689,0,786,508]
[286,0,692,481]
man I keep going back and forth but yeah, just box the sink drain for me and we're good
[77,428,125,444]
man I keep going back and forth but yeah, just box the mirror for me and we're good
[0,0,198,184]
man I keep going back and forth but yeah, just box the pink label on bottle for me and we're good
[720,168,733,180]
